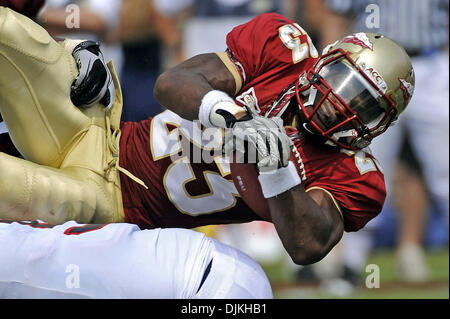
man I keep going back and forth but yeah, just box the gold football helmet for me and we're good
[296,32,415,150]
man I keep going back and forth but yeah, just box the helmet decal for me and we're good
[236,87,261,113]
[399,78,414,104]
[361,65,388,94]
[342,33,374,51]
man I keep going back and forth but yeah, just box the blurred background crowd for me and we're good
[35,0,448,298]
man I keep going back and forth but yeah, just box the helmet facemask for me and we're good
[295,48,397,150]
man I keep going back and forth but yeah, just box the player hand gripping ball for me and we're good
[220,105,302,220]
[223,106,293,173]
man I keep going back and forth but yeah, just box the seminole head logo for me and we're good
[399,78,414,104]
[342,33,374,50]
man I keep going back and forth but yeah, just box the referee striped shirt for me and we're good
[326,0,449,52]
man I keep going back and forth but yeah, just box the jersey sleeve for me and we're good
[305,152,386,232]
[331,170,386,232]
[225,13,303,88]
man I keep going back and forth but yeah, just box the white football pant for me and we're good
[0,220,273,299]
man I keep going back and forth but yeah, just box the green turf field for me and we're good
[266,248,449,299]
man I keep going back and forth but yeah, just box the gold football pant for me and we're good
[0,7,125,224]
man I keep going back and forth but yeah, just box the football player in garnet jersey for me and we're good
[0,9,414,265]
[150,14,413,264]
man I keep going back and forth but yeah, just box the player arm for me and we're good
[153,53,239,121]
[268,186,344,265]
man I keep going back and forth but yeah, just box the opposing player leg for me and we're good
[0,220,272,299]
[0,7,125,223]
[194,238,274,299]
[0,7,87,166]
[0,153,106,224]
[0,221,209,298]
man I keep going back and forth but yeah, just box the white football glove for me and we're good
[70,40,115,109]
[223,107,293,173]
[224,107,302,198]
[198,89,293,172]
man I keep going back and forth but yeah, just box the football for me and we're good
[230,148,304,221]
[0,0,45,18]
[230,152,271,221]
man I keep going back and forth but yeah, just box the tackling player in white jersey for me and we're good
[0,219,272,299]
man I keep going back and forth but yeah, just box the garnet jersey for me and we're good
[219,12,319,120]
[119,112,261,230]
[119,111,386,232]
